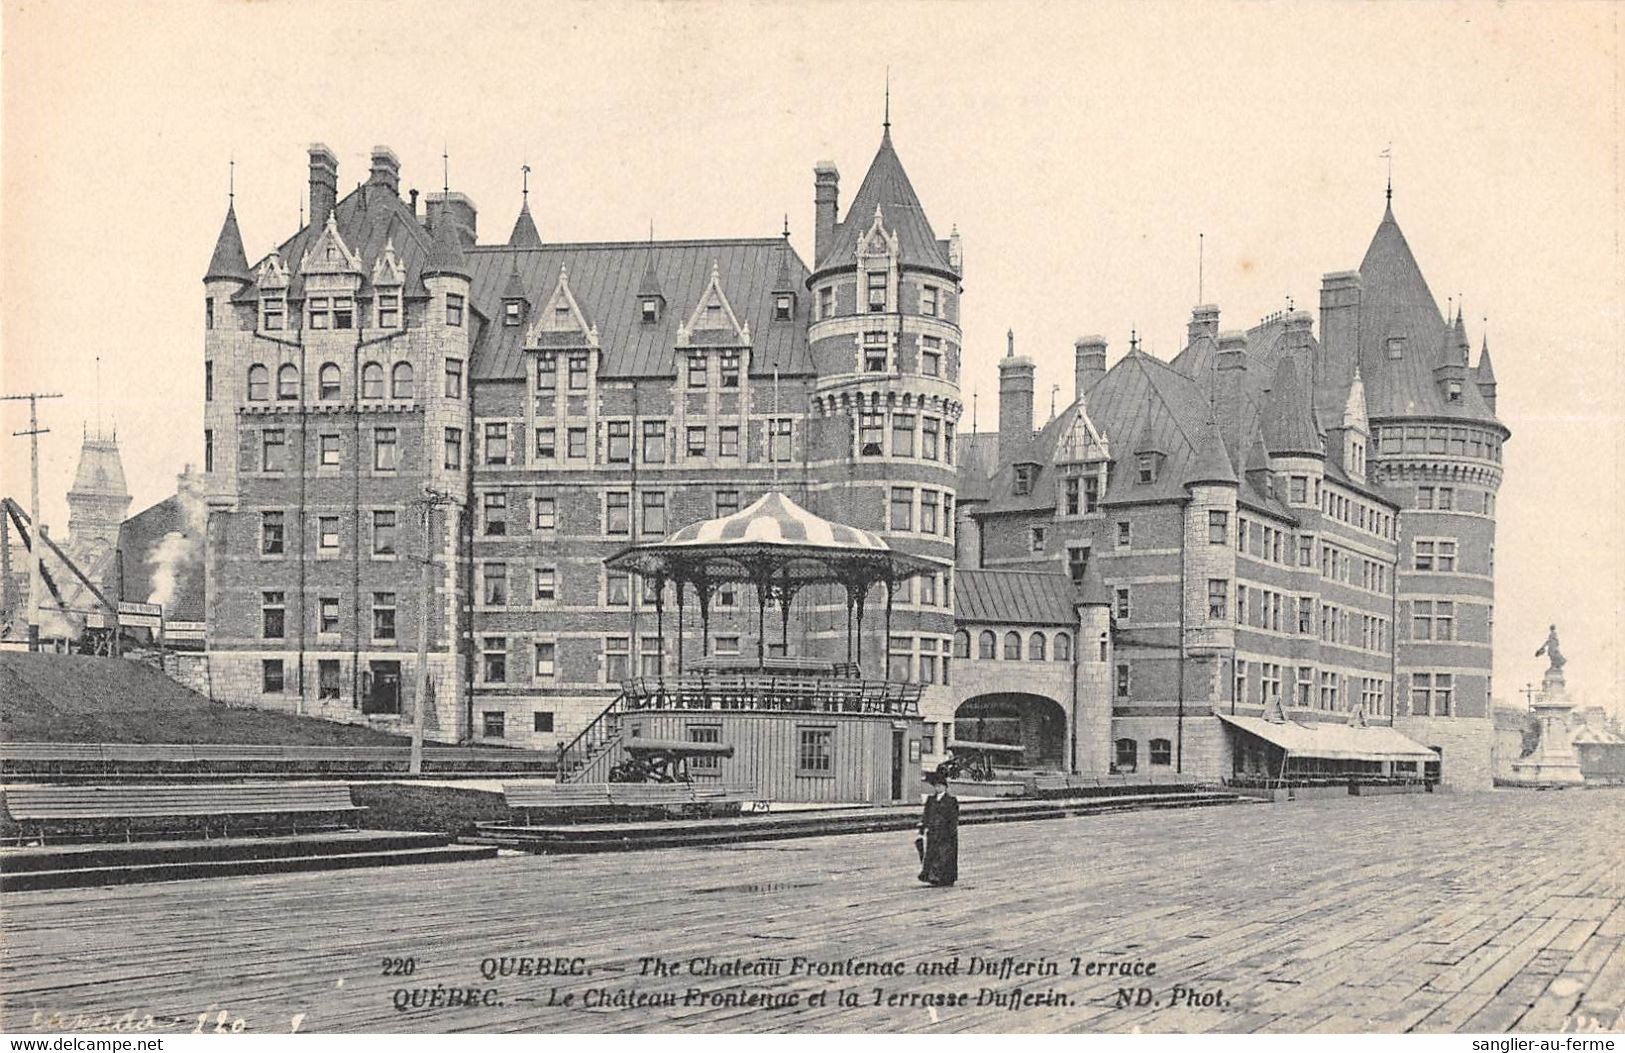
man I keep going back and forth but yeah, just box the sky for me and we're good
[2,0,1620,713]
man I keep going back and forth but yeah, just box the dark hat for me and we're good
[924,767,950,786]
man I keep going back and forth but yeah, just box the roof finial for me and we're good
[1381,142,1393,203]
[883,67,891,139]
[442,144,449,197]
[782,213,791,239]
[972,391,979,433]
[228,153,235,204]
[1130,327,1139,353]
[521,163,530,203]
[1006,328,1014,357]
[1197,231,1204,303]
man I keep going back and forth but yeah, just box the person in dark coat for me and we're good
[917,767,959,886]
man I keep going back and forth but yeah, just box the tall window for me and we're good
[319,363,341,400]
[535,427,556,461]
[921,417,939,460]
[768,418,792,462]
[377,292,400,328]
[1115,739,1137,771]
[372,592,397,640]
[319,433,340,468]
[1028,633,1046,661]
[262,659,285,694]
[921,284,938,317]
[372,510,397,556]
[482,637,507,683]
[1003,631,1021,660]
[686,426,707,459]
[889,487,913,531]
[607,421,632,463]
[1208,510,1228,545]
[318,659,340,699]
[391,362,414,399]
[482,491,507,536]
[484,422,509,465]
[261,591,285,639]
[534,641,556,678]
[446,293,464,327]
[482,564,508,607]
[604,637,630,682]
[445,358,463,397]
[863,332,888,372]
[718,426,739,458]
[1115,663,1131,698]
[643,421,666,463]
[641,491,666,535]
[1114,587,1131,622]
[719,353,740,388]
[261,429,287,472]
[444,428,462,469]
[361,362,385,399]
[1208,579,1228,620]
[318,517,339,553]
[606,492,630,535]
[534,495,557,532]
[859,412,884,456]
[568,355,588,390]
[978,631,996,659]
[866,270,887,312]
[247,364,269,401]
[534,566,557,604]
[715,490,739,517]
[373,427,398,471]
[920,490,939,534]
[261,511,285,555]
[892,413,915,457]
[797,727,834,774]
[687,356,707,389]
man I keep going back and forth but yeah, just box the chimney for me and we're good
[1319,270,1363,386]
[408,188,420,219]
[368,146,400,196]
[814,163,840,266]
[1187,304,1220,347]
[1074,335,1107,400]
[426,191,478,247]
[1217,330,1249,371]
[308,143,338,228]
[998,329,1036,463]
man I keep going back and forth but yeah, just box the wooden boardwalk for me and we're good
[3,789,1620,1033]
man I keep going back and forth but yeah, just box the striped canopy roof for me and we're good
[664,492,888,550]
[606,491,943,587]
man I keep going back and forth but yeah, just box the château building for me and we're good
[194,122,1504,790]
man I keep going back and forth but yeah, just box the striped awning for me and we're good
[663,492,888,550]
[1218,713,1437,762]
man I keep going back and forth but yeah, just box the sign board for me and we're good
[117,601,163,629]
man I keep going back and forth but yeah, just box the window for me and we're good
[1208,510,1228,545]
[605,572,630,607]
[922,345,941,377]
[534,427,556,462]
[205,298,215,331]
[482,637,508,683]
[372,592,397,640]
[1417,486,1434,510]
[715,489,740,517]
[1116,521,1132,548]
[859,412,884,456]
[1067,546,1089,586]
[261,591,285,639]
[525,563,555,604]
[1412,672,1453,716]
[819,285,834,319]
[319,433,340,468]
[1055,632,1071,661]
[318,516,340,553]
[954,631,971,659]
[483,712,506,739]
[504,300,523,327]
[1065,477,1080,516]
[641,298,660,324]
[262,297,285,331]
[889,636,912,681]
[318,596,339,635]
[567,427,587,460]
[866,270,887,312]
[315,363,341,400]
[261,429,287,472]
[1149,739,1172,767]
[1030,525,1047,553]
[719,353,740,388]
[444,428,463,469]
[920,491,939,534]
[446,293,465,327]
[1386,335,1405,359]
[606,492,631,536]
[309,296,330,330]
[1412,599,1454,641]
[1237,584,1248,623]
[768,418,792,462]
[641,491,666,535]
[373,427,398,471]
[1298,596,1313,634]
[714,634,740,656]
[362,362,385,399]
[687,355,707,389]
[482,491,507,536]
[262,659,285,694]
[642,421,666,463]
[1290,475,1308,503]
[1115,738,1137,771]
[919,574,938,606]
[977,630,996,659]
[333,296,354,329]
[921,284,938,317]
[247,364,269,401]
[1437,487,1454,511]
[204,429,214,473]
[445,358,463,398]
[1114,588,1131,622]
[890,487,914,531]
[1028,633,1047,661]
[604,637,630,682]
[390,362,414,399]
[607,421,632,463]
[1237,660,1251,704]
[1208,579,1228,620]
[372,509,397,556]
[533,494,557,533]
[568,355,588,390]
[317,659,340,700]
[919,639,939,683]
[892,413,915,457]
[1003,631,1022,661]
[483,422,509,466]
[863,332,888,372]
[944,421,956,465]
[797,727,835,774]
[377,292,400,328]
[718,426,739,458]
[1137,454,1156,484]
[261,511,285,555]
[686,426,707,458]
[1319,670,1340,710]
[1013,464,1036,496]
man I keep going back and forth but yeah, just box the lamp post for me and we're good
[410,486,460,775]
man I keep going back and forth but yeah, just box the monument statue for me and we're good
[1535,624,1566,672]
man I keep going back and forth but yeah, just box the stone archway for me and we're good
[954,692,1069,769]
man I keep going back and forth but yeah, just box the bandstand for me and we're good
[558,493,944,804]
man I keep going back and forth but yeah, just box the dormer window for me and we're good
[1447,380,1462,402]
[641,297,661,324]
[377,293,400,329]
[333,297,354,330]
[1386,336,1405,360]
[774,293,793,322]
[504,301,523,327]
[1137,454,1157,484]
[1013,463,1038,496]
[866,271,887,312]
[719,353,740,389]
[263,297,285,331]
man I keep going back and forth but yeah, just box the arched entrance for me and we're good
[954,693,1068,769]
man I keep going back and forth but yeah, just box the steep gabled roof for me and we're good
[236,184,431,304]
[205,204,252,283]
[1475,337,1496,383]
[815,130,952,273]
[508,202,542,248]
[954,569,1075,626]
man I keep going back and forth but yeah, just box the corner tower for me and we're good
[1319,194,1509,790]
[805,119,963,680]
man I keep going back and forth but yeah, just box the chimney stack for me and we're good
[368,146,400,196]
[999,329,1036,463]
[308,143,338,228]
[1074,335,1107,400]
[1188,304,1220,347]
[1217,330,1249,371]
[814,163,840,266]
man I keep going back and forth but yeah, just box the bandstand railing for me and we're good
[619,674,922,717]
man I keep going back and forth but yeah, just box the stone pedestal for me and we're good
[1506,670,1584,787]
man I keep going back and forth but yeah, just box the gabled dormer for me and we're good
[300,212,364,277]
[256,251,290,332]
[1132,413,1166,485]
[636,250,665,324]
[370,237,406,330]
[770,233,797,323]
[525,267,598,349]
[676,260,750,349]
[501,263,529,328]
[1012,461,1041,497]
[855,206,900,314]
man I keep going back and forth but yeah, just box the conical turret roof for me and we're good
[1476,336,1497,382]
[206,203,252,283]
[422,205,471,280]
[508,202,542,248]
[1262,359,1323,456]
[814,129,951,273]
[1183,415,1240,486]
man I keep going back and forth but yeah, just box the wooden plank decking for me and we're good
[3,789,1620,1033]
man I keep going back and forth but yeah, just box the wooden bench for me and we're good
[503,783,615,825]
[690,783,765,815]
[2,783,365,843]
[503,782,766,824]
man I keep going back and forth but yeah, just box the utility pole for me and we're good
[4,392,63,650]
[410,486,459,775]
